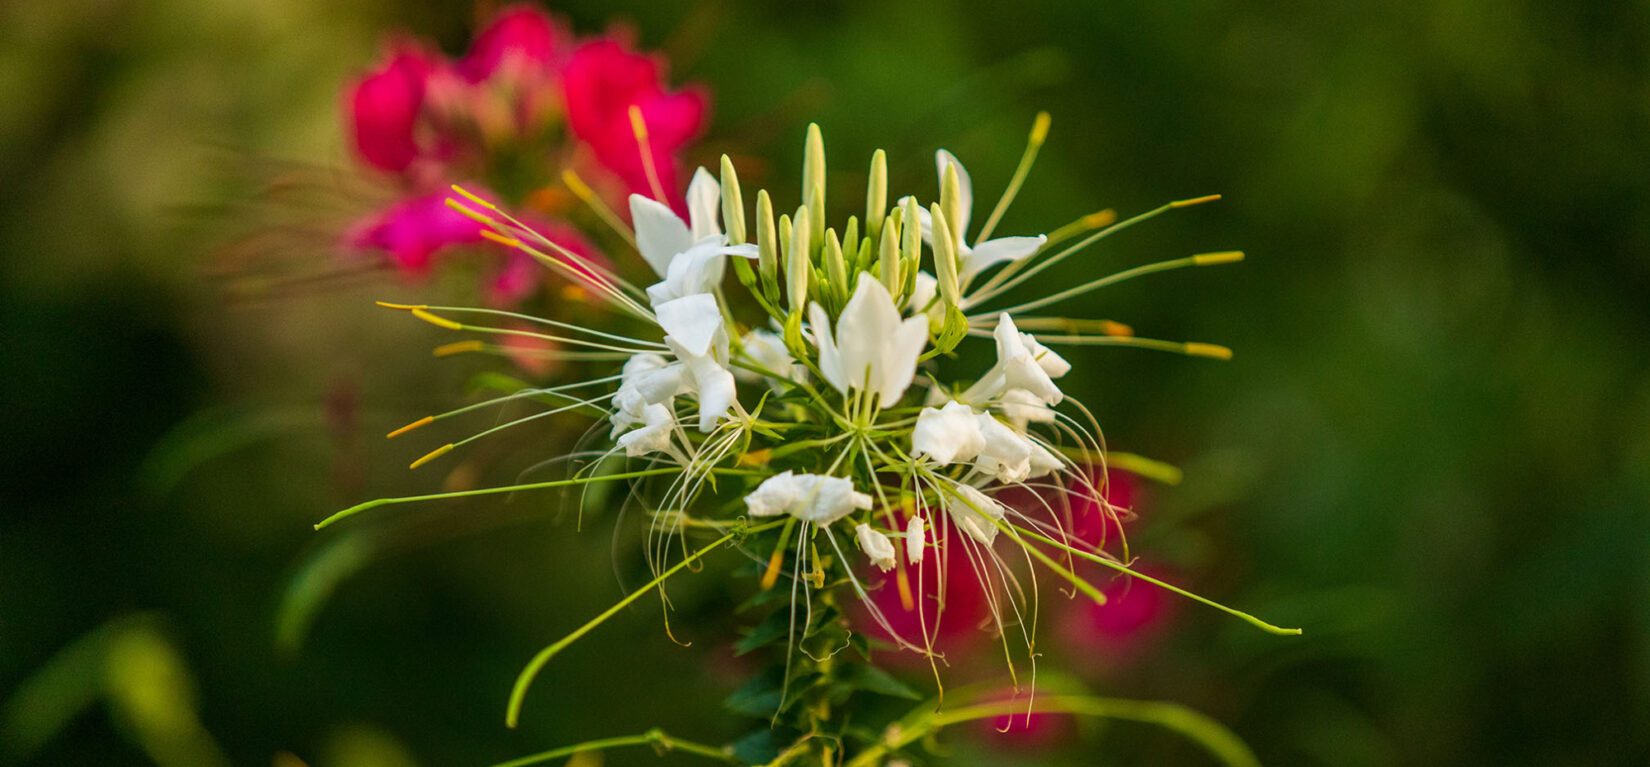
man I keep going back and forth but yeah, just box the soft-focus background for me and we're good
[4,1,1648,765]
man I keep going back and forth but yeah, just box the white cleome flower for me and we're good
[912,401,986,464]
[998,388,1058,431]
[918,150,1047,284]
[961,313,1069,407]
[943,484,1006,546]
[743,471,873,526]
[854,523,897,571]
[630,168,758,306]
[810,273,929,408]
[615,402,676,457]
[905,514,926,564]
[654,294,738,432]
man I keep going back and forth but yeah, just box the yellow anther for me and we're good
[375,301,426,310]
[409,443,454,469]
[410,308,463,330]
[479,230,521,248]
[1100,320,1134,337]
[1193,250,1245,266]
[736,448,773,467]
[1170,193,1222,208]
[1029,110,1052,144]
[444,198,501,228]
[386,416,434,439]
[449,185,498,210]
[433,340,485,357]
[1183,342,1233,360]
[1083,209,1118,228]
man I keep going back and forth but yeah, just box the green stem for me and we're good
[1011,524,1302,636]
[490,727,736,767]
[506,522,783,728]
[314,468,761,530]
[846,694,1260,767]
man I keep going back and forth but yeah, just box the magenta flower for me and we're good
[347,45,434,174]
[341,6,707,305]
[562,39,708,207]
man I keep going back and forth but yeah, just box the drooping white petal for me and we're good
[912,401,985,465]
[808,302,846,394]
[744,472,871,526]
[905,514,926,563]
[645,240,760,306]
[962,235,1046,281]
[797,475,874,525]
[615,403,675,457]
[1026,440,1063,480]
[944,484,1005,546]
[685,167,721,241]
[1021,331,1071,378]
[855,523,897,571]
[993,313,1062,405]
[998,388,1057,431]
[934,149,973,240]
[629,194,693,277]
[974,412,1034,482]
[744,470,802,517]
[655,294,725,358]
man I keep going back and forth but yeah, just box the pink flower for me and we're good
[347,44,435,173]
[1057,564,1176,667]
[345,190,484,272]
[562,39,708,206]
[857,513,992,665]
[345,190,601,308]
[455,5,568,83]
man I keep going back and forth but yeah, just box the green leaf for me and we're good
[722,667,788,718]
[734,609,793,656]
[730,726,800,766]
[834,663,920,700]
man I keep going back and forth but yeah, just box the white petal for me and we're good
[615,403,675,456]
[794,474,866,526]
[962,235,1045,281]
[912,401,985,465]
[1026,440,1063,479]
[855,523,897,571]
[877,315,929,408]
[686,167,721,240]
[685,356,736,432]
[975,413,1033,482]
[633,363,689,404]
[934,149,973,239]
[629,194,692,276]
[738,329,800,383]
[944,484,1004,546]
[1021,332,1070,378]
[993,314,1062,405]
[808,302,846,394]
[835,274,904,395]
[744,471,800,517]
[655,294,724,358]
[905,515,926,563]
[999,388,1057,430]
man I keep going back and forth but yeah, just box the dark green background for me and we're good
[3,1,1647,764]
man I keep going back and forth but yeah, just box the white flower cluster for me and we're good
[596,145,1079,573]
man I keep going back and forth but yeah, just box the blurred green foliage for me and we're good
[3,0,1648,765]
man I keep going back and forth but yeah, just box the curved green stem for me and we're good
[491,727,736,767]
[847,694,1260,767]
[314,468,762,530]
[506,522,783,728]
[1011,524,1302,636]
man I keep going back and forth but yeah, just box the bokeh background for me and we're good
[4,0,1648,765]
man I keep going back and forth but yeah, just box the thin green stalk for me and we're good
[506,522,784,727]
[314,468,761,530]
[491,727,736,767]
[1011,524,1301,636]
[846,694,1260,767]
